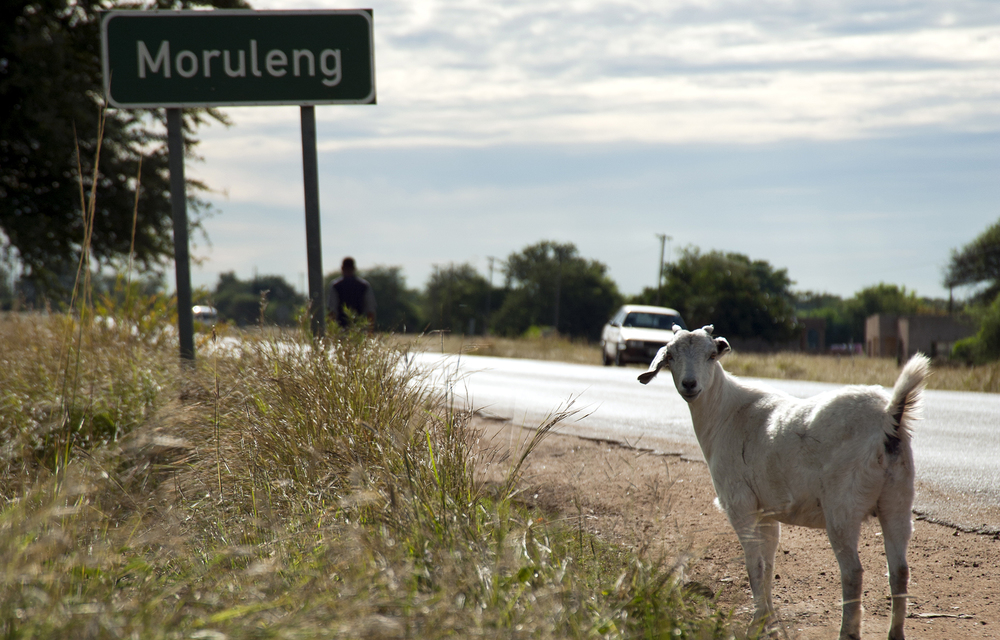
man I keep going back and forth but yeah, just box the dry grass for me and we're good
[725,351,1000,392]
[397,333,601,365]
[0,314,738,639]
[399,333,1000,393]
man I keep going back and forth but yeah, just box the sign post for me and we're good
[300,105,325,339]
[166,108,194,359]
[101,9,376,354]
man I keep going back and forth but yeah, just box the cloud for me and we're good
[239,0,1000,147]
[182,1,1000,301]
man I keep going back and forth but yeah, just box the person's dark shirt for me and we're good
[329,275,375,326]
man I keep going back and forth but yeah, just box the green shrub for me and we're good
[978,294,1000,360]
[951,336,982,364]
[951,293,1000,364]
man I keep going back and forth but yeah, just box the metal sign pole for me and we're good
[102,10,376,348]
[300,105,325,339]
[167,108,195,360]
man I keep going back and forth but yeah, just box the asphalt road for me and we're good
[412,352,1000,533]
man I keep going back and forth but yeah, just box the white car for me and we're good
[600,304,686,366]
[192,305,218,321]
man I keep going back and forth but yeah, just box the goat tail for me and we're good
[885,353,931,440]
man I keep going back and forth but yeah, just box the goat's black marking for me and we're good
[891,389,920,431]
[887,387,919,456]
[892,408,905,428]
[885,433,901,455]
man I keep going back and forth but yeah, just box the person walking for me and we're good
[328,257,376,328]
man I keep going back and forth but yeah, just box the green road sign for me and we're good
[102,10,376,108]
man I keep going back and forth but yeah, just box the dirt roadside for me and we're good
[475,417,1000,640]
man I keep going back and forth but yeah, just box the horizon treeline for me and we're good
[0,239,968,348]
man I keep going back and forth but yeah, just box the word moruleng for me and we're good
[137,40,342,87]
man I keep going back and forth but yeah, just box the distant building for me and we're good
[865,314,975,361]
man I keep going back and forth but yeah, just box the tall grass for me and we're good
[0,316,737,638]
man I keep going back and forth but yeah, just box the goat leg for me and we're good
[733,515,780,634]
[828,520,864,640]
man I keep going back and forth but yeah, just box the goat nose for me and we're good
[682,379,697,391]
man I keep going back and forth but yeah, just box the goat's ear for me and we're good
[702,324,715,335]
[638,346,670,385]
[671,324,683,333]
[714,337,731,358]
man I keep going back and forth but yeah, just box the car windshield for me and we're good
[623,312,685,331]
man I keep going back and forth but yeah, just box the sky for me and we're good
[183,0,1000,301]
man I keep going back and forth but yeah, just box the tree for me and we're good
[358,265,423,333]
[842,283,925,342]
[423,263,490,335]
[646,247,798,343]
[794,292,854,345]
[212,272,305,326]
[944,217,1000,303]
[951,291,1000,363]
[493,241,623,340]
[0,0,248,293]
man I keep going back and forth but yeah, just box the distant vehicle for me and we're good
[600,304,686,366]
[192,305,218,322]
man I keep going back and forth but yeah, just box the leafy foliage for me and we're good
[493,241,623,340]
[794,291,854,344]
[795,284,942,344]
[952,292,1000,363]
[361,264,423,333]
[93,272,176,340]
[212,271,305,326]
[945,217,1000,303]
[843,283,927,341]
[423,262,491,335]
[0,312,171,481]
[650,247,798,343]
[0,0,247,293]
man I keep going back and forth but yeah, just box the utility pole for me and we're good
[485,256,496,335]
[655,234,671,306]
[553,253,562,333]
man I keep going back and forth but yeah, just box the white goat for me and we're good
[638,325,929,640]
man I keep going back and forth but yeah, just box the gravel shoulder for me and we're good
[475,417,1000,640]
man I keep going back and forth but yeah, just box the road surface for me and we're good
[411,352,1000,533]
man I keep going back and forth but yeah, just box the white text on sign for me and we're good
[137,40,342,87]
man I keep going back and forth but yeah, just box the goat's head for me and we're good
[637,325,731,402]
